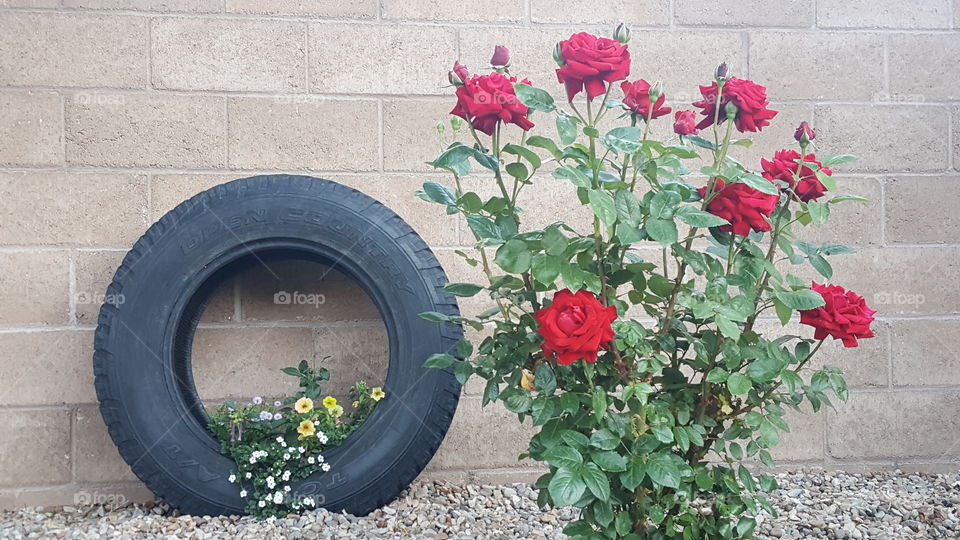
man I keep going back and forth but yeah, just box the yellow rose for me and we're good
[297,419,315,439]
[370,387,385,402]
[520,371,535,391]
[322,396,338,410]
[294,397,314,414]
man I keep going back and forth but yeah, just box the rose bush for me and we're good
[418,27,872,539]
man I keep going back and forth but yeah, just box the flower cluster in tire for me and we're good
[208,360,385,520]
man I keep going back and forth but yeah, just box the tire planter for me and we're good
[94,175,463,516]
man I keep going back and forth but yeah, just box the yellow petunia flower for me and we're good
[370,387,386,402]
[294,397,314,414]
[297,419,315,439]
[330,405,344,418]
[322,396,338,410]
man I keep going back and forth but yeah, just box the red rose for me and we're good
[449,60,470,86]
[799,283,876,347]
[697,178,779,237]
[673,110,698,135]
[621,79,671,120]
[450,72,535,136]
[761,149,831,202]
[535,289,617,366]
[692,77,778,133]
[794,121,816,143]
[555,32,631,101]
[490,45,510,68]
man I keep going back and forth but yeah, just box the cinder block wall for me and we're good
[1,0,959,509]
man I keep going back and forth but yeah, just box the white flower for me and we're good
[273,492,283,504]
[239,490,247,498]
[284,486,291,492]
[298,446,305,453]
[258,501,266,508]
[282,471,291,481]
[252,396,263,405]
[283,453,291,460]
[307,457,315,464]
[245,472,252,479]
[303,497,315,507]
[266,516,276,524]
[275,436,284,443]
[266,476,275,489]
[317,454,324,463]
[321,463,331,472]
[249,457,257,464]
[228,474,236,483]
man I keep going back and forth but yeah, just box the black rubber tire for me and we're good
[94,174,462,517]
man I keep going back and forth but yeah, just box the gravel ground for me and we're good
[1,470,957,539]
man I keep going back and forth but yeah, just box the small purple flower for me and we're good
[273,413,283,420]
[274,400,282,407]
[259,411,273,421]
[252,396,264,405]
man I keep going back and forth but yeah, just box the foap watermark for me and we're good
[73,490,128,507]
[273,290,326,308]
[873,92,926,105]
[73,92,126,106]
[75,291,125,307]
[873,291,925,308]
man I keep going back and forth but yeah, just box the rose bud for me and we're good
[448,60,470,86]
[490,45,511,69]
[553,42,565,66]
[794,121,816,144]
[715,62,729,81]
[673,110,698,136]
[614,23,631,44]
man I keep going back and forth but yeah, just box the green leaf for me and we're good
[503,391,533,413]
[808,252,833,279]
[592,500,614,527]
[727,373,752,395]
[495,239,532,273]
[579,462,610,500]
[502,143,542,169]
[649,190,681,219]
[675,205,729,228]
[455,339,473,358]
[601,126,643,154]
[561,430,590,448]
[554,165,592,189]
[531,254,561,284]
[739,173,779,195]
[513,83,556,112]
[588,190,617,226]
[646,453,682,489]
[775,288,826,310]
[418,311,450,322]
[807,201,829,226]
[281,367,301,377]
[454,360,473,384]
[542,226,568,256]
[620,459,646,490]
[706,368,730,383]
[466,215,506,243]
[531,398,556,426]
[419,181,457,205]
[592,386,607,422]
[482,379,500,405]
[614,189,642,227]
[505,161,529,181]
[737,517,757,537]
[423,353,456,369]
[548,468,586,507]
[686,134,718,150]
[591,450,627,472]
[428,144,473,176]
[590,429,619,451]
[821,153,858,167]
[715,315,741,340]
[535,363,557,394]
[443,282,484,297]
[829,194,869,204]
[773,297,792,326]
[556,114,578,145]
[646,218,678,246]
[526,135,563,159]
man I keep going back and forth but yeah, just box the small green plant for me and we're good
[208,359,386,519]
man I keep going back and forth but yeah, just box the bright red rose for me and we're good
[621,79,671,120]
[799,283,876,348]
[697,178,779,237]
[450,72,535,136]
[535,289,618,366]
[555,32,631,101]
[692,77,778,133]
[673,110,698,135]
[761,149,831,202]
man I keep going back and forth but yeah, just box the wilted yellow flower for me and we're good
[351,401,360,408]
[294,397,313,414]
[371,387,385,402]
[520,371,535,391]
[297,420,315,439]
[330,405,344,418]
[322,396,338,410]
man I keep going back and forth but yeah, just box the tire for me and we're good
[94,174,463,517]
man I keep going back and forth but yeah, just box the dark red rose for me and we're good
[800,283,876,348]
[621,79,671,120]
[673,110,698,135]
[697,178,779,237]
[761,149,831,202]
[555,32,631,101]
[692,77,778,133]
[535,289,617,366]
[794,121,816,143]
[450,72,535,136]
[490,45,510,68]
[449,60,470,86]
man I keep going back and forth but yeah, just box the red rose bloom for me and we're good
[621,79,671,120]
[697,178,779,237]
[673,110,698,135]
[450,72,535,136]
[799,283,876,347]
[761,149,832,202]
[555,32,631,101]
[535,289,617,366]
[692,77,778,133]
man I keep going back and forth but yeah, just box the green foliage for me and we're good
[419,41,861,540]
